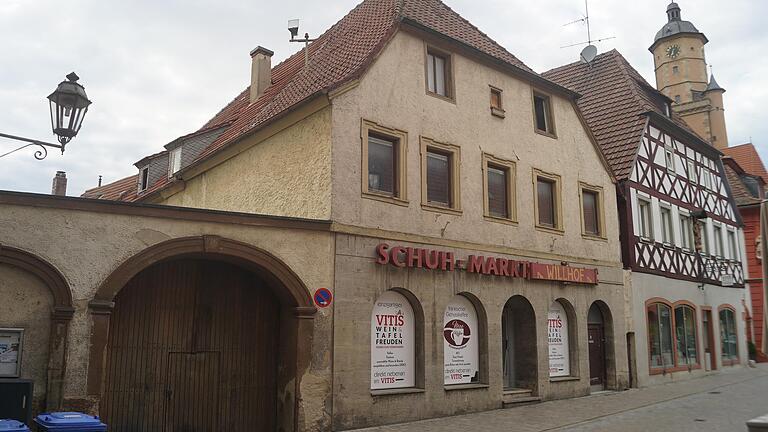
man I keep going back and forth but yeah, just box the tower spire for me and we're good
[667,2,681,22]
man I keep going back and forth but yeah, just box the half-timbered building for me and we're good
[545,49,749,387]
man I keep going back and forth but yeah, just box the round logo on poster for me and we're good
[443,319,471,347]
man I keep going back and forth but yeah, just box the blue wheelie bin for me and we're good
[33,413,106,432]
[0,419,30,431]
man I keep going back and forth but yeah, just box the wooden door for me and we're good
[165,352,220,432]
[588,324,605,388]
[703,310,716,371]
[101,259,280,432]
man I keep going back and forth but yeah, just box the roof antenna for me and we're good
[561,0,615,64]
[98,175,102,187]
[288,19,317,67]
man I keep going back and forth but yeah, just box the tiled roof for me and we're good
[543,49,703,180]
[722,158,762,207]
[722,143,768,184]
[94,0,542,201]
[81,174,137,200]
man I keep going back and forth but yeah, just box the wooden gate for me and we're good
[101,259,280,432]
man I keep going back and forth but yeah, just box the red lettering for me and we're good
[375,243,390,265]
[467,255,484,273]
[406,247,423,268]
[390,247,406,268]
[424,250,439,269]
[484,257,497,275]
[497,258,510,276]
[441,252,455,271]
[397,315,405,326]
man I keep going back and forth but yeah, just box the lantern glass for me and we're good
[47,72,91,144]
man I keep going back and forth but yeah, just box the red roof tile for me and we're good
[543,49,704,181]
[722,143,768,184]
[81,174,137,200]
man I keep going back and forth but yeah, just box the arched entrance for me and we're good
[501,296,537,392]
[0,247,73,413]
[588,301,615,392]
[87,236,315,432]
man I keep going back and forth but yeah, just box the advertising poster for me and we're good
[0,329,22,377]
[443,296,479,385]
[371,291,415,390]
[548,302,570,377]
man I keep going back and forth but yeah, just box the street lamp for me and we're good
[0,72,92,160]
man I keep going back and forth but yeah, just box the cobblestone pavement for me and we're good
[353,365,768,432]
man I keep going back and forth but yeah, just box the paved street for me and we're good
[354,365,768,431]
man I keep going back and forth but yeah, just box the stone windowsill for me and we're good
[444,383,490,391]
[371,387,426,397]
[550,376,581,383]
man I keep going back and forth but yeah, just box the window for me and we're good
[533,91,555,136]
[648,303,674,370]
[420,137,460,212]
[638,198,653,239]
[701,222,711,255]
[580,185,603,237]
[672,66,679,75]
[371,290,417,390]
[674,306,698,367]
[426,49,452,98]
[169,147,182,176]
[664,147,676,173]
[139,167,149,191]
[702,169,712,190]
[687,160,697,184]
[534,170,561,231]
[490,87,504,117]
[362,120,407,203]
[674,95,681,104]
[660,206,673,244]
[727,230,738,260]
[548,300,575,378]
[713,224,724,257]
[719,307,738,364]
[679,213,694,250]
[444,295,481,385]
[483,154,516,221]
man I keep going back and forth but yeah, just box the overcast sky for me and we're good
[0,0,765,196]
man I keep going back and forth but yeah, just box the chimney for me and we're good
[250,46,273,104]
[52,171,67,196]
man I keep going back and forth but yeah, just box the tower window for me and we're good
[674,95,681,104]
[672,66,679,75]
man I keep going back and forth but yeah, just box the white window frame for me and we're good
[638,197,653,240]
[713,223,724,257]
[664,147,676,173]
[727,229,739,261]
[679,212,694,251]
[169,147,182,177]
[687,160,697,184]
[660,205,674,245]
[139,167,149,192]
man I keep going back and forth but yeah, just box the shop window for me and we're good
[637,197,653,240]
[660,206,673,244]
[679,213,694,250]
[674,305,698,367]
[548,300,576,378]
[534,170,562,231]
[420,137,461,213]
[426,48,452,99]
[361,120,408,204]
[533,91,556,137]
[444,295,481,386]
[371,290,417,390]
[482,154,516,222]
[580,183,604,238]
[648,303,674,370]
[718,307,738,365]
[490,86,504,118]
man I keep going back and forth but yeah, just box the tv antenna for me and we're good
[560,0,615,63]
[288,19,317,67]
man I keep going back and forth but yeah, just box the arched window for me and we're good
[674,305,698,367]
[647,303,674,370]
[443,295,480,385]
[371,290,416,390]
[548,300,573,377]
[719,307,738,365]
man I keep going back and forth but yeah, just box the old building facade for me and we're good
[0,0,631,430]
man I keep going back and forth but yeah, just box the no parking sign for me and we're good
[314,288,333,308]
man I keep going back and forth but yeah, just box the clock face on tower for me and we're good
[666,44,681,58]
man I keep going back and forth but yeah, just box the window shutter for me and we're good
[537,178,555,227]
[487,166,507,218]
[427,151,451,206]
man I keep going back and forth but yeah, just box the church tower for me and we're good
[650,2,729,148]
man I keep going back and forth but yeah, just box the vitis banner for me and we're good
[371,291,415,390]
[548,302,570,377]
[443,296,479,385]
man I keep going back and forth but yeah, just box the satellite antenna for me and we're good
[561,0,615,64]
[288,19,316,67]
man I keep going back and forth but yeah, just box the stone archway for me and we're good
[0,246,74,411]
[86,236,316,431]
